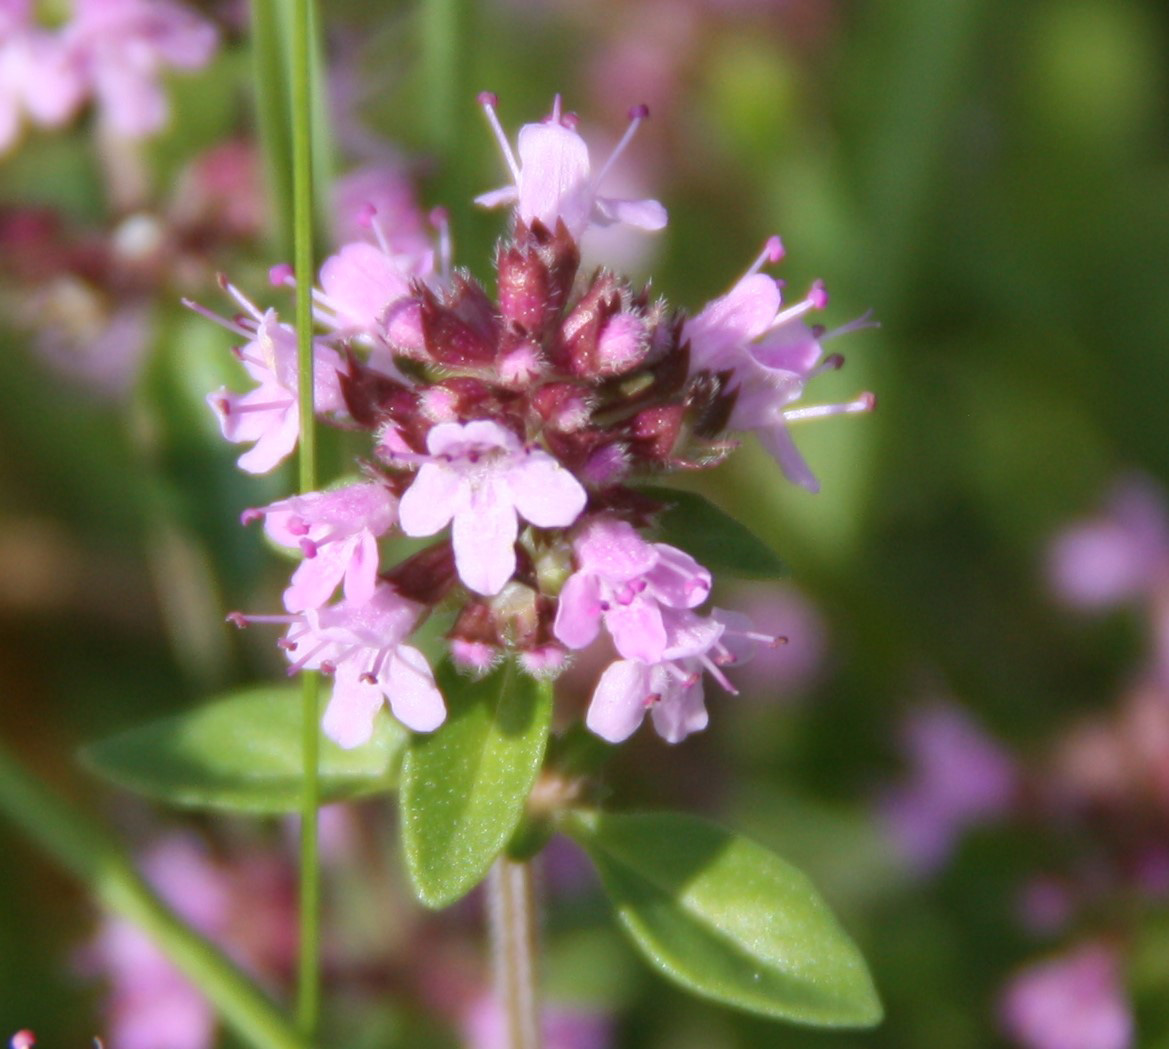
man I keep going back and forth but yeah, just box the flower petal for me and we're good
[552,572,603,650]
[586,660,652,743]
[507,450,587,528]
[451,479,518,595]
[321,662,386,749]
[399,463,461,537]
[383,645,445,732]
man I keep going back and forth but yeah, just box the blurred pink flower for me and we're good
[879,702,1017,874]
[999,944,1132,1049]
[79,834,294,1049]
[1048,476,1169,611]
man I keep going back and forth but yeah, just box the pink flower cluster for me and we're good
[0,0,217,153]
[210,95,873,749]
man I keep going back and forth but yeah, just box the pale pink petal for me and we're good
[553,572,604,650]
[595,195,667,231]
[236,401,299,474]
[684,274,781,366]
[751,321,822,376]
[322,662,385,748]
[283,541,351,612]
[507,450,588,528]
[650,673,708,744]
[452,480,518,595]
[319,241,410,331]
[399,463,461,536]
[515,121,593,234]
[341,530,381,606]
[574,518,658,581]
[586,660,652,743]
[383,645,445,732]
[756,424,820,493]
[606,600,668,664]
[646,545,711,608]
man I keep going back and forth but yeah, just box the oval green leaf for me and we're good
[566,810,882,1028]
[400,660,552,909]
[639,486,788,579]
[82,685,406,813]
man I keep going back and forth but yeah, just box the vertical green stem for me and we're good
[421,0,473,234]
[488,857,543,1049]
[291,0,321,1037]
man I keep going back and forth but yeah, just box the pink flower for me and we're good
[62,0,218,139]
[586,609,755,743]
[683,240,874,492]
[999,944,1133,1049]
[393,419,587,596]
[243,482,398,612]
[0,2,86,151]
[205,300,345,474]
[273,584,445,743]
[1048,476,1169,610]
[475,93,666,241]
[879,703,1017,874]
[554,516,711,663]
[80,834,296,1049]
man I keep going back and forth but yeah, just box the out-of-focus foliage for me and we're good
[3,0,1169,1046]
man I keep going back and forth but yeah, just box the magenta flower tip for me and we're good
[10,1031,36,1049]
[628,103,650,120]
[765,234,784,263]
[477,91,498,107]
[225,611,247,628]
[239,508,262,526]
[428,206,449,227]
[267,263,293,286]
[808,279,829,309]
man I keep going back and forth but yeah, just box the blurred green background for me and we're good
[2,0,1169,1045]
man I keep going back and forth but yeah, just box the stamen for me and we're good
[478,92,521,183]
[221,278,265,321]
[810,353,845,378]
[699,653,738,694]
[784,391,875,424]
[744,235,785,279]
[240,508,264,526]
[592,103,649,192]
[825,309,879,341]
[643,691,661,708]
[181,298,251,338]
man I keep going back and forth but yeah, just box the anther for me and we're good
[226,611,248,628]
[268,263,294,286]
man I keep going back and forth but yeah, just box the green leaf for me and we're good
[400,660,553,908]
[566,810,882,1028]
[82,686,406,813]
[639,486,788,579]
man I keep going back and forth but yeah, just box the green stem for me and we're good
[249,0,293,257]
[421,0,473,234]
[291,0,322,1037]
[488,856,543,1049]
[0,740,309,1049]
